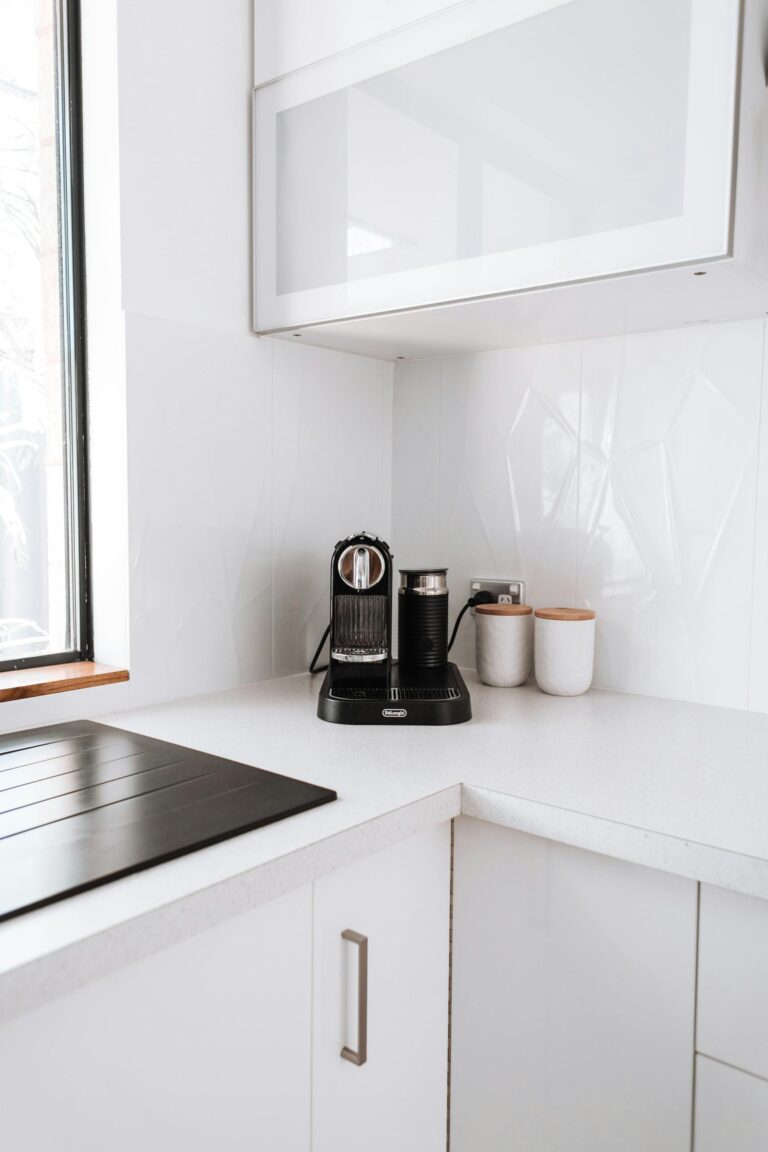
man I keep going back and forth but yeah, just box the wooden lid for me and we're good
[475,603,533,616]
[535,607,596,622]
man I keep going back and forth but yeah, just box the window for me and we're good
[0,0,90,671]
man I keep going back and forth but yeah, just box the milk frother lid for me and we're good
[399,568,448,595]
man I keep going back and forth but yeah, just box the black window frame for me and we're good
[0,0,92,674]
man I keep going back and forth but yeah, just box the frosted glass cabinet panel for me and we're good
[253,0,739,333]
[254,0,464,85]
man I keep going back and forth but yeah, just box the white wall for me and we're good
[393,318,768,711]
[0,0,392,733]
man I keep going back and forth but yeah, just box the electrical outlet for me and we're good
[470,579,526,606]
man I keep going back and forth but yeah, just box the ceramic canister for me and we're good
[475,604,533,687]
[534,608,596,696]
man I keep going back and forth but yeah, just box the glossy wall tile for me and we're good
[438,345,581,669]
[392,318,768,709]
[123,316,393,706]
[126,313,275,703]
[272,340,393,677]
[748,335,768,711]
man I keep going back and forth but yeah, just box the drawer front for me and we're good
[695,1056,768,1152]
[312,823,450,1152]
[698,885,768,1080]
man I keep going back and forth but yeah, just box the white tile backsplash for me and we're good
[272,340,393,676]
[126,313,275,702]
[390,360,441,573]
[438,345,582,667]
[748,325,768,711]
[578,321,763,708]
[393,318,768,710]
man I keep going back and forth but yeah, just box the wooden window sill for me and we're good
[0,662,130,703]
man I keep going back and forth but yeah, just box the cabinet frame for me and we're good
[253,0,740,334]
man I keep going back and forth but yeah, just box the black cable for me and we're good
[309,623,330,674]
[447,591,494,654]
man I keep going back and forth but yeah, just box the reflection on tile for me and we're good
[749,329,768,712]
[392,319,768,710]
[392,360,441,570]
[438,344,581,667]
[125,322,395,700]
[272,341,393,677]
[579,321,763,708]
[126,313,274,703]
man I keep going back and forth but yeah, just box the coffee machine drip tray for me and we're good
[317,662,471,725]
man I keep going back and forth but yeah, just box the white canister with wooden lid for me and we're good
[475,604,533,687]
[534,608,596,696]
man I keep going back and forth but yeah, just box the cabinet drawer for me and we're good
[312,823,450,1152]
[0,886,313,1152]
[698,885,768,1080]
[695,1056,768,1152]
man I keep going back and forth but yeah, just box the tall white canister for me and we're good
[475,604,533,687]
[534,608,596,696]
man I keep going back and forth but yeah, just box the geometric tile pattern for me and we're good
[127,317,393,703]
[393,319,766,708]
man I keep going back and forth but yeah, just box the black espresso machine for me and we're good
[317,532,471,725]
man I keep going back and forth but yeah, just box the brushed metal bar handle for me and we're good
[341,929,368,1066]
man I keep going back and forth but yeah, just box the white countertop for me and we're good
[1,671,767,1021]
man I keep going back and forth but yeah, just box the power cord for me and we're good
[447,591,494,654]
[309,623,331,674]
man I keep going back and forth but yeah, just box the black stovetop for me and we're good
[0,720,336,923]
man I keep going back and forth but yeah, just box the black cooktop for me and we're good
[0,720,336,922]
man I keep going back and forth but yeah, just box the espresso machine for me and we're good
[317,531,471,725]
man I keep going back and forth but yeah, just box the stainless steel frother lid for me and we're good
[399,569,448,596]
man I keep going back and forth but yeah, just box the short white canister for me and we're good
[475,604,533,687]
[534,608,596,696]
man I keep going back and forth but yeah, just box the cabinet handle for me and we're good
[341,929,368,1066]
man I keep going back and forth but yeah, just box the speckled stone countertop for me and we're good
[1,671,767,1021]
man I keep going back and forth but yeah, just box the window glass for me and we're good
[0,0,86,667]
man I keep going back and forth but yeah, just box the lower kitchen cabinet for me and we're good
[694,1055,768,1152]
[0,824,450,1152]
[311,822,451,1152]
[697,883,768,1081]
[450,817,698,1152]
[0,884,313,1152]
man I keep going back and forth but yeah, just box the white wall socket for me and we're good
[470,579,526,606]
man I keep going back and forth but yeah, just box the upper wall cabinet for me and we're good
[254,0,464,85]
[253,0,768,358]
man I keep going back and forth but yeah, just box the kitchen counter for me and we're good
[1,671,767,1022]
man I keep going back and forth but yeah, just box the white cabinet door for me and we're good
[695,1056,768,1152]
[254,0,463,85]
[0,886,313,1152]
[254,0,739,333]
[451,817,697,1152]
[698,884,768,1080]
[312,823,450,1152]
